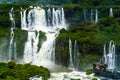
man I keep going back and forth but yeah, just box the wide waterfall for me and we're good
[20,6,67,66]
[9,7,17,61]
[103,40,116,71]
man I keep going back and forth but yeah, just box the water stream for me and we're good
[95,9,98,23]
[20,6,67,67]
[9,7,17,61]
[6,6,117,80]
[103,40,116,71]
[109,8,113,17]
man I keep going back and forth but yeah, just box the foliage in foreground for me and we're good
[86,69,94,75]
[0,61,50,80]
[92,78,98,80]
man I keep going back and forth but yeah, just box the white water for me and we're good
[73,40,80,70]
[68,39,74,69]
[30,71,100,80]
[103,44,107,64]
[109,8,113,17]
[20,6,67,66]
[23,31,39,63]
[9,7,17,61]
[107,40,116,70]
[69,39,80,70]
[103,40,116,70]
[95,9,98,23]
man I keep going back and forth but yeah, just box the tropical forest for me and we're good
[0,0,120,80]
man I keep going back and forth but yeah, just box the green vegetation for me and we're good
[86,69,94,75]
[1,0,120,7]
[0,61,50,80]
[92,78,98,80]
[0,1,119,71]
[0,3,29,28]
[56,8,120,70]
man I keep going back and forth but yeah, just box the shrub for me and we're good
[0,61,50,80]
[92,78,98,80]
[86,69,93,75]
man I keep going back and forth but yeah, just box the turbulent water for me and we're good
[103,40,116,71]
[20,6,67,67]
[30,71,100,80]
[2,6,117,80]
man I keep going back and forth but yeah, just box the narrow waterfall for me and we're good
[103,44,107,64]
[109,8,113,17]
[90,9,93,21]
[9,7,17,61]
[103,40,116,71]
[95,9,98,23]
[69,39,80,70]
[83,9,87,21]
[20,6,67,66]
[73,40,80,70]
[68,39,74,69]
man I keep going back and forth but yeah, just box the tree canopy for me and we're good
[0,0,119,6]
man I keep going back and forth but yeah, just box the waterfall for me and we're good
[109,8,113,17]
[9,7,15,29]
[68,39,74,69]
[95,9,98,23]
[90,9,93,21]
[83,9,87,21]
[20,8,27,30]
[69,39,80,70]
[103,40,116,71]
[9,7,17,61]
[103,44,107,64]
[107,40,116,70]
[21,6,68,66]
[47,8,51,26]
[73,40,80,70]
[23,31,38,63]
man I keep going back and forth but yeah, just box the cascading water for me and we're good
[95,9,98,23]
[23,31,39,63]
[90,9,93,21]
[20,6,67,66]
[73,40,80,70]
[69,39,80,70]
[83,9,87,21]
[109,8,113,17]
[103,44,107,64]
[68,39,74,69]
[9,7,17,61]
[103,40,116,71]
